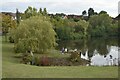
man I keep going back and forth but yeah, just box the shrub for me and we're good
[47,57,71,66]
[9,36,14,43]
[40,56,50,66]
[21,53,33,64]
[34,56,41,66]
[70,51,81,62]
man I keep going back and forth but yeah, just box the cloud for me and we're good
[119,1,120,14]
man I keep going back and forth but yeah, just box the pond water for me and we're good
[56,37,119,66]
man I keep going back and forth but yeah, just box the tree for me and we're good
[99,11,107,15]
[39,8,43,15]
[2,14,11,35]
[107,21,118,36]
[32,7,37,16]
[94,12,98,15]
[24,6,32,19]
[16,9,20,25]
[76,20,89,37]
[43,8,47,16]
[88,8,94,17]
[1,13,17,41]
[10,16,56,54]
[56,26,74,40]
[88,14,112,37]
[82,10,87,16]
[24,6,38,19]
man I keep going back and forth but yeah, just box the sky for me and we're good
[0,0,120,17]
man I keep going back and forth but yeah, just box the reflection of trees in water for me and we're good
[57,38,118,58]
[91,38,108,56]
[86,38,118,57]
[106,38,118,47]
[87,38,96,58]
[56,40,79,50]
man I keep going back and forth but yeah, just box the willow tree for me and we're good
[10,16,56,54]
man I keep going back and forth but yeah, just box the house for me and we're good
[48,13,83,20]
[67,14,82,19]
[62,15,67,19]
[65,14,83,22]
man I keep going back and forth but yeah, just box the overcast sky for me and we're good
[0,0,119,17]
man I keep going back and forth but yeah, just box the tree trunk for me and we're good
[30,51,34,56]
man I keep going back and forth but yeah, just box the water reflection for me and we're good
[57,38,119,66]
[91,46,118,66]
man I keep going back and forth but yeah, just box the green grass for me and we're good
[0,35,2,78]
[2,62,118,78]
[33,49,70,58]
[2,36,118,78]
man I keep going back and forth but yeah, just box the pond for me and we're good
[56,37,119,66]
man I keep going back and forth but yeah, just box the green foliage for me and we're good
[23,6,39,19]
[1,13,17,41]
[107,21,118,36]
[2,14,12,34]
[76,20,89,37]
[34,56,40,66]
[43,8,47,16]
[70,51,81,62]
[88,8,94,17]
[54,18,90,40]
[82,10,87,16]
[22,53,33,64]
[22,7,48,20]
[56,26,74,40]
[38,8,43,15]
[99,11,107,15]
[88,14,114,37]
[9,36,14,43]
[21,7,118,40]
[5,6,118,43]
[10,16,56,54]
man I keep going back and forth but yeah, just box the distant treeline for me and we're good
[1,6,119,41]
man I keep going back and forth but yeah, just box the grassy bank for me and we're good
[2,36,118,78]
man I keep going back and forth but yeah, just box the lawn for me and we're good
[2,36,118,78]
